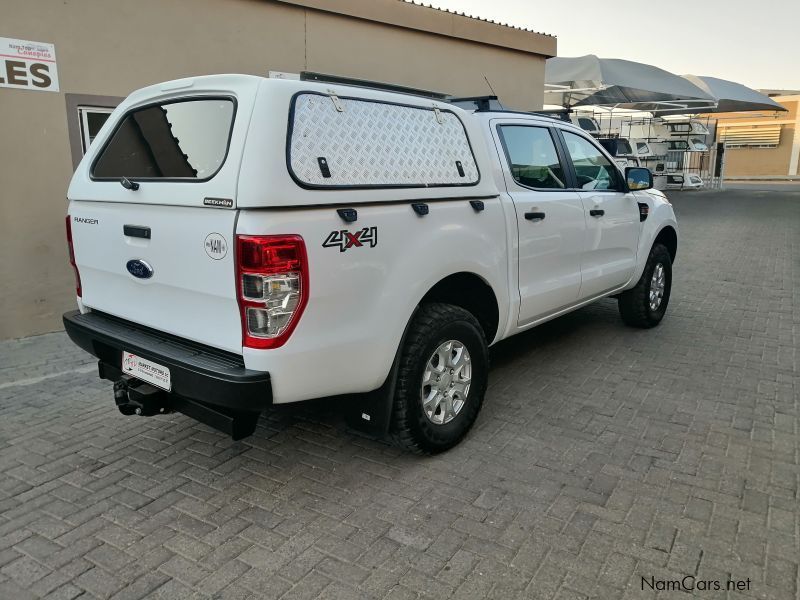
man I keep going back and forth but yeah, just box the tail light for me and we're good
[65,215,82,297]
[236,235,308,349]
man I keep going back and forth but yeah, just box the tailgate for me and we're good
[65,78,261,354]
[69,202,242,353]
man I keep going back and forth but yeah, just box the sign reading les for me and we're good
[0,37,59,92]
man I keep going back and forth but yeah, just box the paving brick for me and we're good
[1,554,52,587]
[281,570,332,600]
[1,190,799,599]
[72,565,127,599]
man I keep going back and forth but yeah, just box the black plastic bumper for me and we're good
[63,310,272,412]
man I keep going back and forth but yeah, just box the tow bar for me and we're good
[103,363,260,440]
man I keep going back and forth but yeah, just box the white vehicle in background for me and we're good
[611,138,668,190]
[527,110,601,137]
[664,119,709,151]
[569,114,601,136]
[664,138,708,152]
[664,119,710,137]
[686,138,709,152]
[63,74,678,453]
[666,173,704,189]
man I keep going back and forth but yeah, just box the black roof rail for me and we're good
[529,110,571,122]
[446,96,504,112]
[446,97,573,121]
[299,71,449,99]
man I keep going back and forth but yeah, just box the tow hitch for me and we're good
[114,377,171,416]
[102,363,260,440]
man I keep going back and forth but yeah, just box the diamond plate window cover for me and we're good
[288,93,480,188]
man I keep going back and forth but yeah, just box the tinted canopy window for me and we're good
[93,99,234,180]
[668,123,690,133]
[499,126,566,189]
[616,139,633,155]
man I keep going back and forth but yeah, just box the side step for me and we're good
[101,362,260,440]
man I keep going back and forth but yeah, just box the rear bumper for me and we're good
[63,310,272,411]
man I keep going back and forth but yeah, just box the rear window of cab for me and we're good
[91,98,235,181]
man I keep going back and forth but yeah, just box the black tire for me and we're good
[390,303,489,454]
[618,243,672,328]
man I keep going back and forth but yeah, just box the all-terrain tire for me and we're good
[389,303,488,454]
[618,243,672,328]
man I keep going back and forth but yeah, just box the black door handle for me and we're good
[525,212,546,221]
[123,225,151,239]
[589,209,605,217]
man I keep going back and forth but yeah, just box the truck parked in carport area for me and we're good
[63,74,678,453]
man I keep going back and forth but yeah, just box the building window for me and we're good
[78,107,114,154]
[718,124,782,148]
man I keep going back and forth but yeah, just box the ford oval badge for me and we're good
[126,259,154,279]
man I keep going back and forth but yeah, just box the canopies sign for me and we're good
[0,37,59,92]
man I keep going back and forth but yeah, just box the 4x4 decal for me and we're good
[322,227,378,252]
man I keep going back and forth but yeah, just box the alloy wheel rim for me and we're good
[421,340,472,425]
[649,263,666,311]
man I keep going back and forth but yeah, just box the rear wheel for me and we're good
[390,303,488,454]
[618,243,672,328]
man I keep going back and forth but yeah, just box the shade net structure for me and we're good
[545,55,715,112]
[677,75,787,113]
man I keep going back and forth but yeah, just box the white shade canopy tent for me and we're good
[545,55,716,112]
[677,75,787,113]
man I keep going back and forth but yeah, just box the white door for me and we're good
[494,122,586,326]
[559,130,641,299]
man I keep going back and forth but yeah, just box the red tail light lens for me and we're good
[236,235,308,349]
[65,215,82,297]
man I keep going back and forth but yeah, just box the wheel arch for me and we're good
[654,225,678,263]
[419,272,500,344]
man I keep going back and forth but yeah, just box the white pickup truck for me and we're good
[64,74,678,453]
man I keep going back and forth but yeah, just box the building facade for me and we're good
[715,96,800,178]
[0,0,555,339]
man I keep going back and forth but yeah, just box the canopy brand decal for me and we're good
[0,37,59,92]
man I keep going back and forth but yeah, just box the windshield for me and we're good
[578,118,597,131]
[92,98,235,180]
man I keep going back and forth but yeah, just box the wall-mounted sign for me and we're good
[0,37,59,92]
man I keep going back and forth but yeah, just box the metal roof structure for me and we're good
[401,1,555,36]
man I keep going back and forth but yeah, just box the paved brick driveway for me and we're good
[1,189,798,600]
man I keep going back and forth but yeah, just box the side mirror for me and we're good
[625,167,653,191]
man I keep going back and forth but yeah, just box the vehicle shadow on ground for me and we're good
[248,298,621,451]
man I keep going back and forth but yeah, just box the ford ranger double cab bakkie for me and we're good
[64,73,678,453]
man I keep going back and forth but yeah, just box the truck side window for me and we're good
[498,125,566,190]
[561,131,622,191]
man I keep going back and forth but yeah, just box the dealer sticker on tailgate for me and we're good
[122,351,171,391]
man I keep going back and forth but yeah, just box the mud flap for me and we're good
[344,307,416,438]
